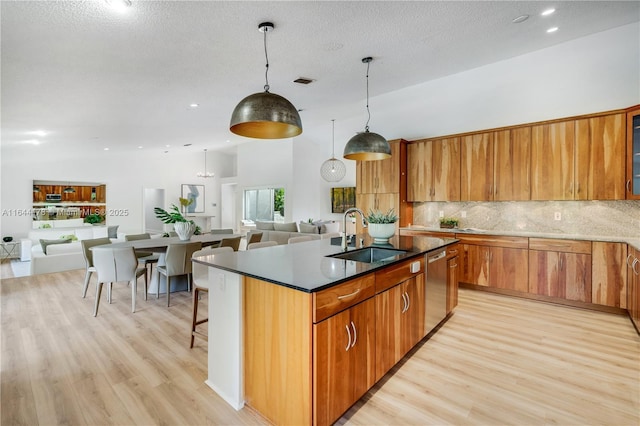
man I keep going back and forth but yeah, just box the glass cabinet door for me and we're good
[628,106,640,199]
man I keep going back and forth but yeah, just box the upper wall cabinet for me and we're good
[460,127,531,201]
[531,120,576,200]
[627,105,640,200]
[356,142,400,195]
[407,137,460,202]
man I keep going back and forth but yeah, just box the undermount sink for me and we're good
[328,247,408,263]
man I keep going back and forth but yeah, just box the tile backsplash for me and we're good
[412,200,640,239]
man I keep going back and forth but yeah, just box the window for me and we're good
[243,188,285,223]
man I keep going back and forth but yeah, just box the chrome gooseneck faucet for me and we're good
[343,207,367,251]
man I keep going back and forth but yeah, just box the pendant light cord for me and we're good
[364,60,371,132]
[263,28,270,92]
[331,119,336,157]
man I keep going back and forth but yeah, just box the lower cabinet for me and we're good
[528,238,592,302]
[592,242,627,308]
[627,245,640,331]
[313,298,376,426]
[375,274,425,381]
[446,244,459,314]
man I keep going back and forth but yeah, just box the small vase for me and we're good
[367,223,396,243]
[174,222,196,241]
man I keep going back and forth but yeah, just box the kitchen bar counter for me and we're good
[193,234,457,292]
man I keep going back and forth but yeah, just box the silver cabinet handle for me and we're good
[337,288,361,300]
[559,255,564,271]
[627,254,634,267]
[405,291,410,312]
[627,179,631,193]
[401,292,408,313]
[345,324,352,351]
[633,258,639,276]
[350,321,357,348]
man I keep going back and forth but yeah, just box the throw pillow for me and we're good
[256,221,275,231]
[108,225,119,238]
[321,222,340,234]
[273,222,298,232]
[40,238,72,255]
[299,223,319,234]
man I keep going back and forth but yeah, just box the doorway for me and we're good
[143,188,165,234]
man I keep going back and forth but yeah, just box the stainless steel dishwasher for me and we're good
[425,249,447,333]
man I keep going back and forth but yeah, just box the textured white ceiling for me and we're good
[2,1,639,157]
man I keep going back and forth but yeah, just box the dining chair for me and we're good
[124,233,160,278]
[210,228,234,234]
[288,235,314,244]
[190,246,233,348]
[81,237,112,299]
[247,231,263,245]
[218,236,241,252]
[247,241,278,250]
[157,241,203,307]
[91,247,148,317]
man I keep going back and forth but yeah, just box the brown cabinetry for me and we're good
[314,297,375,426]
[356,140,411,232]
[407,137,460,202]
[627,245,640,331]
[459,235,529,293]
[592,242,627,308]
[627,105,640,199]
[531,120,576,200]
[528,238,592,302]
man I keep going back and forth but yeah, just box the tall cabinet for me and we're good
[627,105,640,199]
[356,139,412,232]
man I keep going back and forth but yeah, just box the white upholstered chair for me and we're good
[125,233,160,280]
[81,237,112,299]
[190,246,234,348]
[157,241,202,307]
[91,247,148,317]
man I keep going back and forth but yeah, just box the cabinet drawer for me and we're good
[313,275,375,323]
[455,234,528,249]
[529,238,591,254]
[375,257,425,293]
[400,229,456,238]
[446,243,460,259]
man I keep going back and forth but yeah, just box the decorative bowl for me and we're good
[3,236,13,242]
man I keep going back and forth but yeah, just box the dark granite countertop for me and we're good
[193,234,457,293]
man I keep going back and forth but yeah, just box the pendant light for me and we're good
[320,119,346,182]
[343,57,391,161]
[230,22,303,139]
[197,149,214,178]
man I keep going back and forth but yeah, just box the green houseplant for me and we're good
[366,208,398,243]
[439,217,459,229]
[154,204,201,239]
[84,213,104,225]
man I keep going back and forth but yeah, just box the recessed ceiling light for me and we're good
[166,144,171,148]
[547,27,559,33]
[104,0,131,13]
[512,14,529,23]
[28,130,47,137]
[226,140,231,143]
[104,147,109,151]
[22,139,40,145]
[541,8,556,16]
[138,146,143,149]
[189,103,199,108]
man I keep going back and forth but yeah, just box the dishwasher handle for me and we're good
[427,250,446,263]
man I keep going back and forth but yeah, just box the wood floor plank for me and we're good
[2,269,638,425]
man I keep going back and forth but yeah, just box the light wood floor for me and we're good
[2,266,639,425]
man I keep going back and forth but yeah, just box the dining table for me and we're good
[91,233,240,295]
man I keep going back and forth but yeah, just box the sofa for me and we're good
[247,220,340,245]
[21,225,124,275]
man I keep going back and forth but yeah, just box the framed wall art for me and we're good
[181,184,205,214]
[331,187,356,213]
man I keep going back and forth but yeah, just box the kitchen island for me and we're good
[193,234,457,426]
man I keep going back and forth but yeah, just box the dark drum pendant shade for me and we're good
[343,130,391,161]
[230,92,302,139]
[229,21,302,140]
[343,56,391,161]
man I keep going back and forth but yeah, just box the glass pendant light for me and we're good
[197,149,214,178]
[343,57,391,161]
[320,119,346,182]
[230,22,303,139]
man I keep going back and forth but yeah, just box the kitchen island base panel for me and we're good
[207,269,244,411]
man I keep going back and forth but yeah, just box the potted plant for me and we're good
[439,217,459,229]
[84,213,104,225]
[366,208,398,243]
[154,204,201,240]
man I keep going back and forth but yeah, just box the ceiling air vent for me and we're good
[293,77,314,85]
